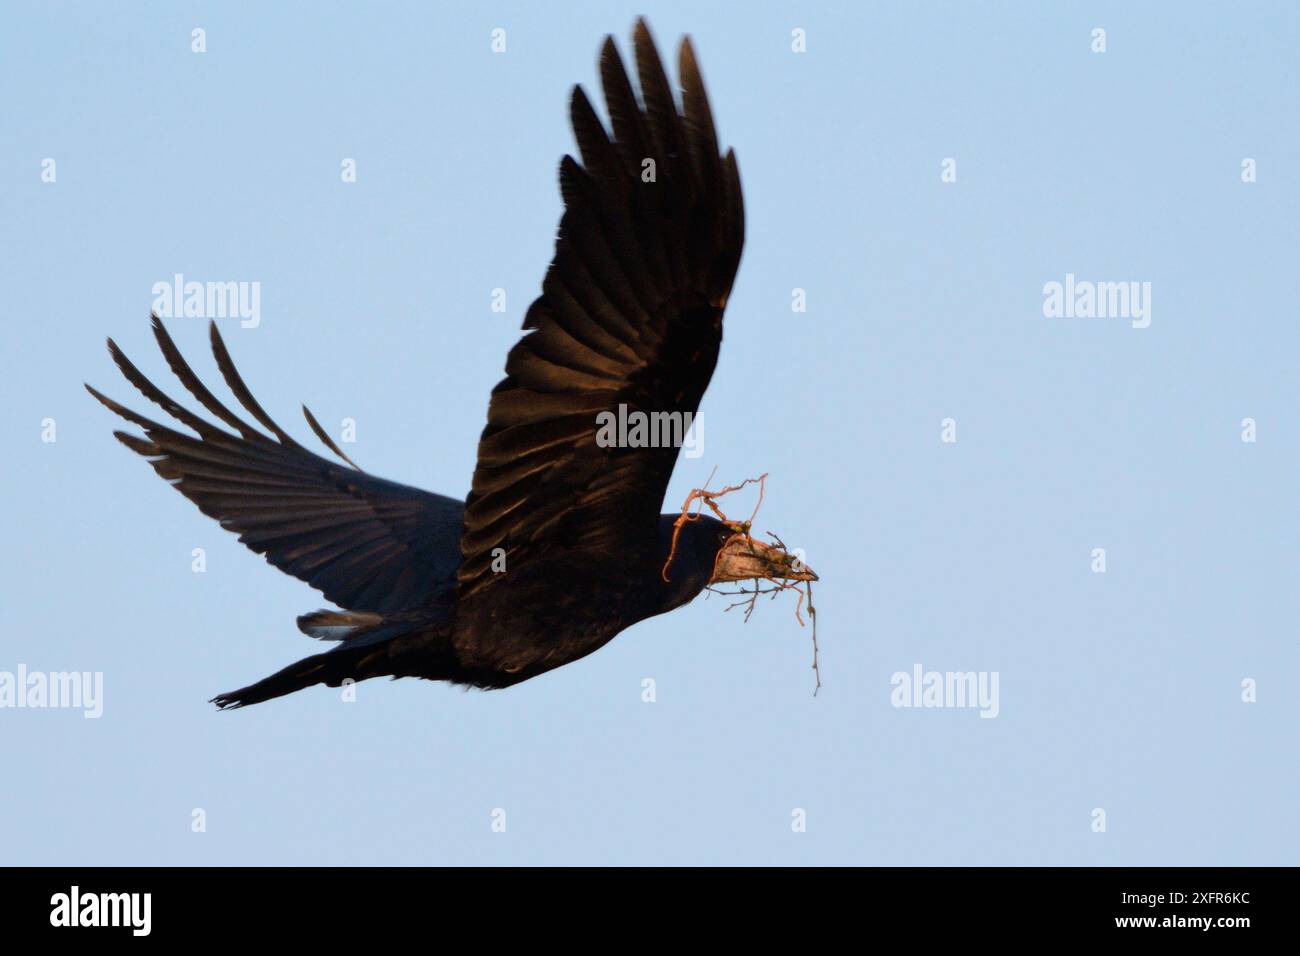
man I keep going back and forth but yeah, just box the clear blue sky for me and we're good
[3,1,1297,865]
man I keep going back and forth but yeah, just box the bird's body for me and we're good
[225,514,745,705]
[89,20,815,708]
[450,516,733,683]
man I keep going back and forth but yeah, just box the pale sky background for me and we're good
[2,1,1297,865]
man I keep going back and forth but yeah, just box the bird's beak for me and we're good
[710,534,818,584]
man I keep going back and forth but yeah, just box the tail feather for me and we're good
[211,641,392,710]
[296,608,384,641]
[213,615,454,709]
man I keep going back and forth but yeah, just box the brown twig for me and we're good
[661,472,768,583]
[807,581,820,696]
[681,473,821,695]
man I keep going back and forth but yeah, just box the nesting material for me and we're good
[663,472,821,695]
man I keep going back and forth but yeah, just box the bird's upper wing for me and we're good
[88,317,464,614]
[457,21,745,596]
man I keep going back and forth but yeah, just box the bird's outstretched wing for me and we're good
[88,316,464,613]
[458,20,745,595]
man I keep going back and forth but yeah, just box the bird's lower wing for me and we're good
[88,316,464,614]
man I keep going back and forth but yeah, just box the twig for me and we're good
[661,472,768,583]
[684,473,822,696]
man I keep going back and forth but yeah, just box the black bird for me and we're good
[88,21,816,708]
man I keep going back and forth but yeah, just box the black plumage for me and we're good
[88,20,815,708]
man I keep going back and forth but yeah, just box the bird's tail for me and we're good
[211,613,435,710]
[210,643,387,710]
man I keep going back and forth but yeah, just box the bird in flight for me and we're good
[88,20,817,708]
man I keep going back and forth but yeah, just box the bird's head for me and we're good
[655,475,822,693]
[658,513,817,592]
[658,474,816,590]
[708,517,818,584]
